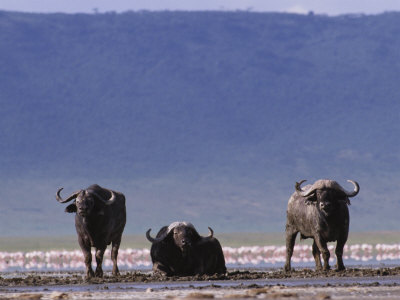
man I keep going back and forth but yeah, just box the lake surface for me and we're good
[1,243,400,272]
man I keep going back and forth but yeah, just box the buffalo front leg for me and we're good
[312,240,322,270]
[314,237,330,271]
[78,238,94,278]
[111,239,121,276]
[335,239,347,271]
[83,249,94,278]
[153,262,173,276]
[95,248,106,277]
[284,227,298,272]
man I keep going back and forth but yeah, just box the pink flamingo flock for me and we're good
[0,244,399,272]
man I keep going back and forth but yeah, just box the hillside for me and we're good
[0,11,400,236]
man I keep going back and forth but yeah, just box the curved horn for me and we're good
[343,180,360,197]
[146,229,166,243]
[93,189,117,205]
[56,188,80,203]
[105,190,116,205]
[295,180,316,197]
[295,180,307,192]
[207,227,214,239]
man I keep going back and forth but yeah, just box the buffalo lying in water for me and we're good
[285,179,359,271]
[56,184,126,278]
[146,222,226,276]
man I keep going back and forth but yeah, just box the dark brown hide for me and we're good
[285,179,359,272]
[146,222,226,276]
[56,184,126,278]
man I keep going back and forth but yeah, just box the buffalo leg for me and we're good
[314,238,330,271]
[153,262,172,276]
[335,239,347,271]
[111,239,121,276]
[78,238,94,278]
[95,248,105,277]
[284,228,298,272]
[312,241,322,270]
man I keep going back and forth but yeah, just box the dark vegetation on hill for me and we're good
[0,11,400,235]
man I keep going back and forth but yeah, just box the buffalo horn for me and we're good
[296,179,360,198]
[56,188,81,203]
[343,180,360,197]
[295,180,315,197]
[206,227,214,239]
[92,189,117,205]
[146,229,165,243]
[295,180,307,193]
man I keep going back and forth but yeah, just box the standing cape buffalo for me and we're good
[146,222,226,276]
[56,184,126,278]
[285,179,359,272]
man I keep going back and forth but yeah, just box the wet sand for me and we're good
[2,267,400,299]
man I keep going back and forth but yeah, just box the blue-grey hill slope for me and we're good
[0,11,400,236]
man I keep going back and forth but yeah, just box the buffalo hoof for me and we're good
[86,269,95,279]
[315,264,322,271]
[112,271,120,277]
[284,266,293,273]
[336,266,346,272]
[95,269,103,278]
[112,266,120,277]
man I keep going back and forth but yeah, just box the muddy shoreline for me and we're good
[2,268,400,299]
[2,267,400,287]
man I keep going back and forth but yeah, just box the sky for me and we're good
[1,0,400,15]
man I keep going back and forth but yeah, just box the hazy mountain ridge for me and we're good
[0,11,400,235]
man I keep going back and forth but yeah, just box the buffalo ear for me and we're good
[337,192,351,206]
[65,204,77,213]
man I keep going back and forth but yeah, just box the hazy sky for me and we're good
[1,0,400,15]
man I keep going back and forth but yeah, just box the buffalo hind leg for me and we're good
[314,237,330,271]
[335,239,347,271]
[111,239,121,276]
[95,248,106,277]
[312,240,322,270]
[284,228,298,272]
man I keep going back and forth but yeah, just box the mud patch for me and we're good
[1,267,400,287]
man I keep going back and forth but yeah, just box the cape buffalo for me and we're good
[146,222,226,276]
[285,179,359,272]
[56,184,126,278]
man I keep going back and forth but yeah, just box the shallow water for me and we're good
[2,266,400,290]
[3,274,400,293]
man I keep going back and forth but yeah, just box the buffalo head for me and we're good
[295,179,359,216]
[56,186,116,217]
[146,222,213,252]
